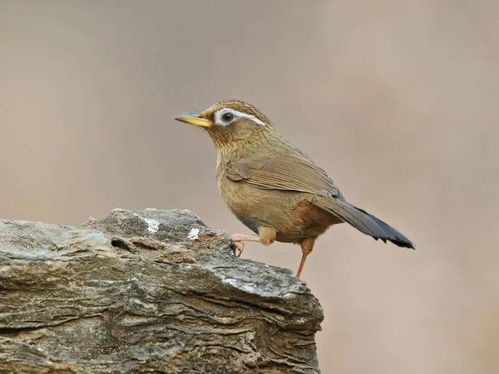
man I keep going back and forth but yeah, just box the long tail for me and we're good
[314,197,415,249]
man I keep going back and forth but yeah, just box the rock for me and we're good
[0,209,323,373]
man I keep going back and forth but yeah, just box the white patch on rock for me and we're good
[144,218,160,233]
[187,228,200,240]
[223,277,257,294]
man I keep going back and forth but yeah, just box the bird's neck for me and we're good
[212,129,282,172]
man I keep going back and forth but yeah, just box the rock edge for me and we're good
[0,208,323,373]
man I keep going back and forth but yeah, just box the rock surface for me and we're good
[0,209,323,373]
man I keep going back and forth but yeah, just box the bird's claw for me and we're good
[233,241,245,257]
[231,233,260,257]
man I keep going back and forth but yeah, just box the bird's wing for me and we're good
[227,154,414,248]
[226,152,342,198]
[226,152,414,248]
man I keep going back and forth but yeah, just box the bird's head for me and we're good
[175,100,275,149]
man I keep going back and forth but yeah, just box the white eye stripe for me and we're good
[214,108,266,127]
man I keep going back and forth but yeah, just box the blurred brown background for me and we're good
[1,1,498,373]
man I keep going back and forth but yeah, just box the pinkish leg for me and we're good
[231,233,261,242]
[231,234,261,257]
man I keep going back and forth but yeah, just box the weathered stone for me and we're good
[0,209,323,373]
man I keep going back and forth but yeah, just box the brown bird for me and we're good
[175,100,414,278]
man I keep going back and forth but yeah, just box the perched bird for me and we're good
[175,100,414,278]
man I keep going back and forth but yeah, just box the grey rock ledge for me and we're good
[0,208,323,373]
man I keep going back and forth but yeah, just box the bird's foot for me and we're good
[230,234,260,257]
[233,241,245,257]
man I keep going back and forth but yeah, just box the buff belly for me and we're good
[219,179,342,243]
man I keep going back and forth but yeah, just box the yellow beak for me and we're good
[175,112,212,128]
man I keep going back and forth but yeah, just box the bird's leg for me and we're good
[257,227,277,246]
[296,237,316,278]
[231,227,277,257]
[231,234,260,257]
[231,234,261,242]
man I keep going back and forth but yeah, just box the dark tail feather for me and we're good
[314,198,415,249]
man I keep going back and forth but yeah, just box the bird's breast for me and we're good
[217,174,274,233]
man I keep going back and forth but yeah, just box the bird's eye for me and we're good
[222,112,234,122]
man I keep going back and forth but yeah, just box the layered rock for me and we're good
[0,209,323,373]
